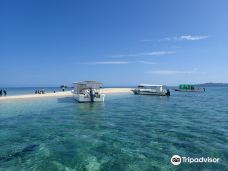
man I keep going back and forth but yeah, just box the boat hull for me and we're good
[132,90,169,96]
[175,89,205,92]
[73,94,105,102]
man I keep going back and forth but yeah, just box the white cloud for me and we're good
[82,61,129,65]
[80,60,157,65]
[137,61,157,64]
[111,51,175,58]
[110,54,129,58]
[144,35,208,42]
[159,37,172,41]
[175,35,209,41]
[161,35,209,41]
[141,39,153,42]
[142,51,175,56]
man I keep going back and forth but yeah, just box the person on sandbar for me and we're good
[3,90,7,96]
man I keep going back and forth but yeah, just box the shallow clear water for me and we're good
[0,88,228,171]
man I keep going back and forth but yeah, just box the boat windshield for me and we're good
[179,84,195,90]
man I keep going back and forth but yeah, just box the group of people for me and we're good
[35,89,45,94]
[0,89,7,96]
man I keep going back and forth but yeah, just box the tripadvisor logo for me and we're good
[171,155,181,165]
[171,155,220,165]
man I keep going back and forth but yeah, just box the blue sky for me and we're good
[1,0,228,87]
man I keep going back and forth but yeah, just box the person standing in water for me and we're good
[0,90,2,96]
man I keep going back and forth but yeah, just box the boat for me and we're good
[132,84,170,96]
[72,81,105,102]
[175,84,205,92]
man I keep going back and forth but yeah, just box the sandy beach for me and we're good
[0,88,132,101]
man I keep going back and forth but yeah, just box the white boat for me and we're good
[72,81,105,102]
[132,84,170,96]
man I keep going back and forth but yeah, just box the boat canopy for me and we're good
[73,81,103,93]
[179,84,195,90]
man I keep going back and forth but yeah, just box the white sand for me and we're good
[0,88,132,101]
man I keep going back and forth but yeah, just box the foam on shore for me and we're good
[0,88,132,101]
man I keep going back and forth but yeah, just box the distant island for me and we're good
[197,83,228,87]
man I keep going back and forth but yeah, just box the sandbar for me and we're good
[0,88,132,101]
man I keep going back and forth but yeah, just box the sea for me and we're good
[0,87,227,171]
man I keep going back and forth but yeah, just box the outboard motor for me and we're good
[89,88,95,102]
[166,89,170,96]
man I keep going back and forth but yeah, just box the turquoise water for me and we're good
[0,88,228,171]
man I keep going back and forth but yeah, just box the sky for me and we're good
[1,0,228,87]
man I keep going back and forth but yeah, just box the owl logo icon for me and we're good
[171,155,181,165]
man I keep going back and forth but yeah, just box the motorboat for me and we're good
[175,84,205,92]
[72,81,105,102]
[132,84,170,96]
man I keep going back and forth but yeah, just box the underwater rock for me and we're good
[0,144,39,162]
